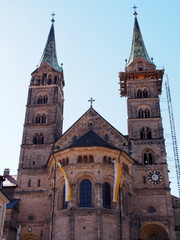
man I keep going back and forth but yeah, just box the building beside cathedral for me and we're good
[2,11,180,240]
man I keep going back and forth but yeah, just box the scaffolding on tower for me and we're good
[165,74,180,197]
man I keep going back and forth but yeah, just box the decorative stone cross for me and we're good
[51,12,55,23]
[132,5,138,16]
[132,5,138,12]
[88,98,95,108]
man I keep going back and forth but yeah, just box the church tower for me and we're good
[119,11,176,239]
[120,10,165,165]
[13,18,65,239]
[19,17,64,169]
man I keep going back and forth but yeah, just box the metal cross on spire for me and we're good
[51,12,55,23]
[132,5,138,17]
[88,98,95,108]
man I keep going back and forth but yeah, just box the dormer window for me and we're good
[137,61,143,71]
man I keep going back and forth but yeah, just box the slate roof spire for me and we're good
[39,15,62,72]
[126,10,152,66]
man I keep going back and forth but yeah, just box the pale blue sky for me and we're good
[0,1,179,196]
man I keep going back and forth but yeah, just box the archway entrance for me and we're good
[20,233,39,240]
[139,223,169,240]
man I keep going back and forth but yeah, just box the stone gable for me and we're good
[56,108,128,151]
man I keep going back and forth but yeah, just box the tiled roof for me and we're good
[68,130,120,151]
[3,175,17,187]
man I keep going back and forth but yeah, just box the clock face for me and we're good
[148,171,163,184]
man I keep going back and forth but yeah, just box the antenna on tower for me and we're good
[165,74,180,197]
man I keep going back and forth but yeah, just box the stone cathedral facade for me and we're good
[2,12,180,240]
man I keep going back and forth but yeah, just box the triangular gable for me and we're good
[56,108,128,150]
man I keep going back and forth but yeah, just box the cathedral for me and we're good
[2,10,180,240]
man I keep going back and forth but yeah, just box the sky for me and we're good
[0,0,179,197]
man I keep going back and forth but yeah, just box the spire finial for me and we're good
[132,5,138,17]
[51,12,55,23]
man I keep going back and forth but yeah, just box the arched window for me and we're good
[73,135,77,142]
[137,89,148,98]
[61,158,69,166]
[83,155,88,163]
[89,155,94,163]
[48,75,52,85]
[145,108,150,118]
[138,108,143,118]
[138,108,150,118]
[143,89,148,98]
[42,74,47,85]
[54,76,58,84]
[35,114,41,123]
[88,122,93,129]
[77,156,82,163]
[37,95,48,104]
[43,95,48,103]
[108,157,112,165]
[37,179,41,187]
[65,158,69,166]
[37,95,43,104]
[79,179,92,207]
[103,156,107,164]
[33,133,38,144]
[146,127,152,139]
[37,78,40,85]
[33,133,44,144]
[104,134,109,141]
[39,133,44,144]
[28,179,31,187]
[63,185,68,209]
[35,113,47,124]
[61,159,64,165]
[41,114,46,123]
[144,150,153,165]
[103,156,113,165]
[103,182,111,209]
[31,77,35,85]
[137,89,143,98]
[140,127,145,139]
[138,61,143,71]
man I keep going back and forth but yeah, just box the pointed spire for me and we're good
[126,10,152,66]
[39,15,62,72]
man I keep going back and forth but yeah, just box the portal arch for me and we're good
[20,233,39,240]
[139,223,169,240]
